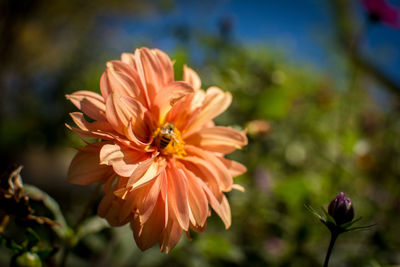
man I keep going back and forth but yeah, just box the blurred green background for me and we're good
[1,0,400,266]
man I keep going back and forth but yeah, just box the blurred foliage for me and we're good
[1,0,400,266]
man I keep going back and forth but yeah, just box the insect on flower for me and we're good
[153,122,185,157]
[66,47,247,252]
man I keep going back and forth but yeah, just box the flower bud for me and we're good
[328,192,354,225]
[246,120,271,137]
[11,252,42,267]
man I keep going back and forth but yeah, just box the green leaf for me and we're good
[37,248,57,261]
[322,208,336,223]
[76,217,109,242]
[345,224,375,232]
[0,234,23,253]
[23,185,68,238]
[304,204,323,221]
[25,229,40,250]
[341,217,362,228]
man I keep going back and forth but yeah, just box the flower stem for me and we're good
[60,184,102,267]
[323,232,338,267]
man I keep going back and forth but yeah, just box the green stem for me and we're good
[60,184,102,267]
[323,232,338,267]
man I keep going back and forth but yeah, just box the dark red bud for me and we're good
[328,192,354,225]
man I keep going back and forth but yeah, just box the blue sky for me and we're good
[102,0,400,84]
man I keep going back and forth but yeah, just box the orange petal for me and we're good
[131,49,148,94]
[160,217,183,253]
[166,93,199,131]
[139,48,170,92]
[101,68,140,100]
[217,157,247,177]
[66,90,106,121]
[182,167,208,227]
[127,157,166,190]
[69,112,114,133]
[179,156,223,202]
[153,48,174,86]
[232,184,245,192]
[183,65,201,90]
[139,175,162,223]
[166,164,189,231]
[160,170,169,228]
[66,122,144,152]
[183,87,232,138]
[99,143,150,177]
[118,184,147,222]
[105,92,148,137]
[185,145,233,191]
[185,126,247,154]
[120,52,136,67]
[67,143,114,185]
[124,119,152,148]
[132,195,167,251]
[190,221,207,233]
[98,190,129,227]
[99,199,129,226]
[219,195,232,229]
[199,178,231,229]
[106,61,150,107]
[152,81,194,123]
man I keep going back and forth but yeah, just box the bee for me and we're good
[154,122,186,156]
[156,122,177,150]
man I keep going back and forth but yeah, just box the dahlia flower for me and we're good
[66,47,247,252]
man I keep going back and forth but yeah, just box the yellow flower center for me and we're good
[153,122,186,157]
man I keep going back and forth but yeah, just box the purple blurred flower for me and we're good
[328,192,355,225]
[362,0,400,29]
[263,237,285,256]
[253,167,273,193]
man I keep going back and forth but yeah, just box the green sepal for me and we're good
[0,234,23,253]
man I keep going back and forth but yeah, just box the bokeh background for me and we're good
[1,0,400,266]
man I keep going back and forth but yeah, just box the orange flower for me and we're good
[66,47,247,252]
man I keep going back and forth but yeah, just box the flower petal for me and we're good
[98,177,130,226]
[139,48,173,93]
[199,179,231,229]
[160,170,169,228]
[160,217,183,253]
[153,48,174,86]
[218,157,247,177]
[66,122,144,152]
[67,143,114,185]
[232,184,245,192]
[152,81,194,123]
[106,61,149,107]
[99,143,150,177]
[118,183,147,222]
[182,167,208,227]
[132,194,166,251]
[69,112,115,133]
[179,156,223,202]
[105,92,149,138]
[183,87,232,138]
[183,65,201,90]
[100,68,140,100]
[166,91,205,132]
[139,175,162,223]
[126,157,166,190]
[185,126,247,154]
[166,164,189,231]
[66,90,106,121]
[185,145,233,191]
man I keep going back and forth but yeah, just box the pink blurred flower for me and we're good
[362,0,400,28]
[66,47,247,252]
